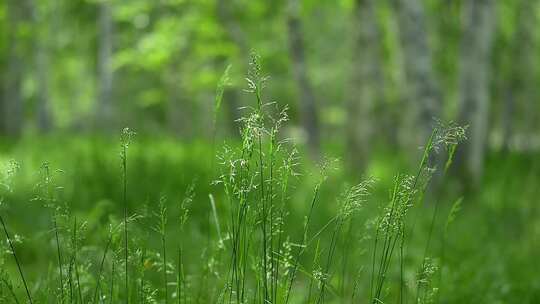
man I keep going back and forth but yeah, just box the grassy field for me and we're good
[1,87,539,304]
[0,58,538,304]
[3,0,540,302]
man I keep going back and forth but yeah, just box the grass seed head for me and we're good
[338,177,376,219]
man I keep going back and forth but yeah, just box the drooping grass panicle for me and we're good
[213,64,233,128]
[369,121,466,304]
[337,177,376,221]
[316,177,375,303]
[211,64,233,172]
[283,158,336,304]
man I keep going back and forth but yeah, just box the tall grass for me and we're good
[120,127,135,303]
[177,182,195,304]
[0,54,466,304]
[369,123,465,304]
[0,161,32,304]
[38,162,66,303]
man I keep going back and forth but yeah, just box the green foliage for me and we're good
[1,130,539,303]
[0,34,539,304]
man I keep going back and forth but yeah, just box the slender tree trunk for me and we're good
[3,0,25,137]
[500,90,514,152]
[457,0,496,184]
[395,0,441,145]
[0,80,4,135]
[96,0,114,129]
[36,42,53,132]
[0,38,4,135]
[347,0,382,172]
[501,0,539,152]
[287,0,320,156]
[165,60,191,137]
[216,0,248,56]
[156,1,193,138]
[519,0,540,140]
[216,0,246,135]
[32,0,54,132]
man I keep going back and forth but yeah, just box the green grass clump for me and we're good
[0,56,470,304]
[1,160,32,304]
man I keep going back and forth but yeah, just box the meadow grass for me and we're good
[0,56,471,304]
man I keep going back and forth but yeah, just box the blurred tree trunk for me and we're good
[519,1,540,142]
[165,77,187,137]
[96,0,114,129]
[287,0,320,157]
[0,10,5,135]
[156,1,193,138]
[457,0,496,184]
[346,0,382,172]
[395,0,441,145]
[3,0,25,137]
[0,79,3,135]
[0,57,5,135]
[501,0,538,151]
[217,0,248,55]
[35,41,53,132]
[500,90,514,152]
[165,57,191,138]
[32,0,54,132]
[216,0,245,135]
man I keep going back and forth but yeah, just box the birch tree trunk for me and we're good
[458,0,496,183]
[96,0,114,129]
[500,90,514,152]
[395,0,441,145]
[347,0,382,172]
[216,0,244,135]
[287,0,320,156]
[36,40,53,132]
[3,0,25,136]
[519,0,540,142]
[33,0,54,132]
[501,0,539,151]
[0,78,4,135]
[165,57,192,138]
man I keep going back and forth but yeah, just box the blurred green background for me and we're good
[1,0,540,302]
